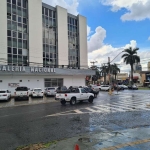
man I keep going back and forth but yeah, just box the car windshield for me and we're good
[48,88,55,90]
[0,91,6,93]
[16,87,28,91]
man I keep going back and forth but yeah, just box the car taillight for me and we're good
[65,93,67,97]
[3,94,7,96]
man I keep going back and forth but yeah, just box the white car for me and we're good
[44,87,57,96]
[0,89,11,101]
[89,85,99,93]
[31,88,43,98]
[99,85,110,91]
[121,85,128,89]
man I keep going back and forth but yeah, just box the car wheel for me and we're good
[61,100,66,105]
[27,97,29,100]
[88,96,94,103]
[70,97,76,105]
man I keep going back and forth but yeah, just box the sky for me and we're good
[42,0,150,72]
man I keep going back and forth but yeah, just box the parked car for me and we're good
[0,89,11,101]
[44,87,57,97]
[31,88,43,98]
[14,86,29,100]
[83,87,99,98]
[55,88,94,105]
[99,85,110,91]
[56,86,70,93]
[121,85,128,89]
[88,85,99,93]
[128,85,138,90]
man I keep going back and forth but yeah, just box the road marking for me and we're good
[92,106,115,113]
[100,138,150,150]
[85,107,97,112]
[74,109,83,113]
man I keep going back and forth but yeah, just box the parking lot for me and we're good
[0,96,56,108]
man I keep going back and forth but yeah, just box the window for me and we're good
[19,80,22,82]
[18,39,22,48]
[12,31,17,38]
[7,30,11,36]
[18,32,22,38]
[42,7,44,15]
[18,16,22,22]
[23,18,26,24]
[13,48,17,54]
[44,78,63,87]
[13,38,17,47]
[8,47,12,53]
[12,15,16,21]
[45,8,48,16]
[7,3,11,13]
[81,89,87,93]
[17,0,21,7]
[12,0,16,5]
[12,5,16,14]
[8,37,12,47]
[18,49,22,55]
[7,0,11,3]
[23,0,27,8]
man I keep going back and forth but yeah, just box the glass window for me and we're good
[23,33,27,39]
[45,8,48,16]
[12,21,17,30]
[12,15,16,21]
[7,14,11,20]
[7,3,11,13]
[13,38,17,47]
[7,37,12,47]
[8,47,12,53]
[42,7,44,15]
[7,20,11,30]
[12,31,17,38]
[7,0,11,3]
[23,40,27,49]
[12,5,16,14]
[53,12,56,18]
[18,49,22,55]
[49,10,52,17]
[17,7,22,16]
[7,30,11,36]
[18,32,22,38]
[18,23,22,32]
[12,0,16,5]
[23,24,27,33]
[17,0,21,7]
[23,56,28,65]
[23,0,27,8]
[18,39,22,48]
[18,55,22,63]
[23,9,27,17]
[13,48,17,54]
[23,18,26,24]
[8,54,12,63]
[13,55,17,63]
[18,16,22,22]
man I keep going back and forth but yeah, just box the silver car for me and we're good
[44,87,57,97]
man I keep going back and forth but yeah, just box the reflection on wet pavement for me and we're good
[0,96,56,108]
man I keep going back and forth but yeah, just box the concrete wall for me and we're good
[56,6,68,66]
[0,75,86,95]
[0,0,7,65]
[28,0,43,66]
[78,15,88,69]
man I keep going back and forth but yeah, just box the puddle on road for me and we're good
[0,96,55,108]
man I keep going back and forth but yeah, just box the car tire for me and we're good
[70,97,76,105]
[88,96,94,103]
[27,97,29,100]
[61,100,66,105]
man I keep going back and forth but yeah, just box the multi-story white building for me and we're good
[0,0,94,93]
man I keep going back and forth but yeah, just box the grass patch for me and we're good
[16,141,57,150]
[138,87,150,90]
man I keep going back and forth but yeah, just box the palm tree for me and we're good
[110,63,120,80]
[121,47,140,84]
[100,65,109,84]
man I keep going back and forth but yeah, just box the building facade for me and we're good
[0,0,94,94]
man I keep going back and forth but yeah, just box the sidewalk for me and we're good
[44,127,150,150]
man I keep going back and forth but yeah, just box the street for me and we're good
[0,90,150,150]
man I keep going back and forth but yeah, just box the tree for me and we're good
[121,47,140,84]
[110,63,120,80]
[100,65,109,84]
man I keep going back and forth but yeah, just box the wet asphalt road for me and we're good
[0,90,150,150]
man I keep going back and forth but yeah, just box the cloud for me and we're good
[100,0,150,21]
[88,26,106,52]
[42,0,79,15]
[148,36,150,41]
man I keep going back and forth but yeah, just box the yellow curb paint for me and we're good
[99,138,150,150]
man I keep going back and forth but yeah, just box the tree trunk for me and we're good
[104,73,106,84]
[131,65,133,85]
[115,73,117,80]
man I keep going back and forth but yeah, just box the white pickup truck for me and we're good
[55,88,94,105]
